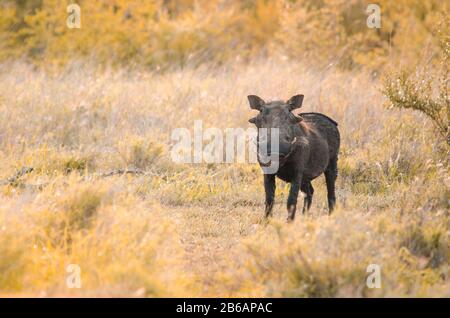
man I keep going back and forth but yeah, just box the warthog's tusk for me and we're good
[291,137,297,144]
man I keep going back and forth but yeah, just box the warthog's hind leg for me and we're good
[301,181,314,214]
[324,157,338,214]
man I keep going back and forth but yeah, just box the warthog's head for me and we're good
[248,94,304,166]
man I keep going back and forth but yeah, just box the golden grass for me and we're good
[1,0,447,71]
[0,59,448,297]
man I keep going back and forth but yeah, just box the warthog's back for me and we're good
[300,112,340,157]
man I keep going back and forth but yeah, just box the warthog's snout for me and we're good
[258,136,298,166]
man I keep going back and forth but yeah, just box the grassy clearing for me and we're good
[0,60,448,297]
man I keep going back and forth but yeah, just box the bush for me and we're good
[383,20,449,143]
[0,0,448,70]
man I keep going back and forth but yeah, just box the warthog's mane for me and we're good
[300,112,338,126]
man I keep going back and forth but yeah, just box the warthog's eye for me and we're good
[249,113,266,126]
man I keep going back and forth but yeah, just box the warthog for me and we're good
[248,94,340,221]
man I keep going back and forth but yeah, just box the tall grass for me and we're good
[0,59,448,296]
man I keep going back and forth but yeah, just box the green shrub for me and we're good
[383,22,449,144]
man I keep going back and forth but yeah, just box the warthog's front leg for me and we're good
[287,175,302,222]
[264,174,276,218]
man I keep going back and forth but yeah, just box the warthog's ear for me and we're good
[287,94,304,111]
[247,95,265,111]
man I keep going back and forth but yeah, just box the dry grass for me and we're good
[0,59,448,297]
